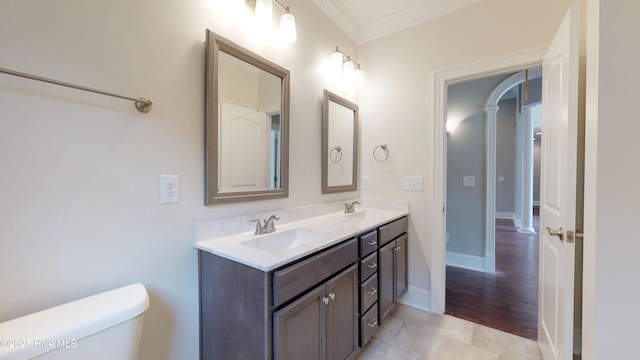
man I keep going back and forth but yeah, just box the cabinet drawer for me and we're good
[378,217,408,245]
[359,252,378,282]
[359,230,378,257]
[273,238,358,308]
[360,303,379,347]
[360,273,378,312]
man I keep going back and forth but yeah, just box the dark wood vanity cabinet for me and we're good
[198,215,408,360]
[378,217,409,324]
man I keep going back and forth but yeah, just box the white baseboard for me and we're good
[484,255,495,273]
[399,287,431,312]
[446,251,492,273]
[517,227,537,234]
[495,212,516,220]
[514,217,522,227]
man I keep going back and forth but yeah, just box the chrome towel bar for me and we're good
[0,67,153,113]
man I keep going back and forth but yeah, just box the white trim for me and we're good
[358,0,483,43]
[312,0,483,44]
[517,227,537,234]
[484,255,496,273]
[484,68,543,279]
[495,212,516,220]
[432,46,547,314]
[446,252,494,273]
[399,287,431,312]
[310,0,360,43]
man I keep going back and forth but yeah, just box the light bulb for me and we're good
[331,49,344,74]
[255,0,273,28]
[343,57,355,83]
[353,66,364,87]
[343,58,354,74]
[280,12,297,43]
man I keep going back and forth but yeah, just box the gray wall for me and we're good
[496,98,517,213]
[446,74,511,257]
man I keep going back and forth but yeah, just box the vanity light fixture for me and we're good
[250,0,297,43]
[255,0,273,28]
[278,3,297,43]
[331,46,364,87]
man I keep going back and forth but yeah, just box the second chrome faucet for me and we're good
[343,200,361,214]
[250,214,280,235]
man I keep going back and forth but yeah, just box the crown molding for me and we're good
[359,0,483,43]
[314,0,484,44]
[312,0,361,42]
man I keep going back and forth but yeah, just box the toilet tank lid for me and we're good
[0,283,149,359]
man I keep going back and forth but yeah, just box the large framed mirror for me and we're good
[205,30,290,205]
[322,90,358,194]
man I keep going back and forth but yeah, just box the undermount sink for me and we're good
[345,210,374,220]
[241,228,334,253]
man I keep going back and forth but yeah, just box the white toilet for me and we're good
[0,283,149,360]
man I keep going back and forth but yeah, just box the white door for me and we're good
[219,102,270,192]
[538,7,581,360]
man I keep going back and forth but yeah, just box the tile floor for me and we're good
[357,304,542,360]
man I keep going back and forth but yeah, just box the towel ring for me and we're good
[330,146,343,163]
[373,144,389,162]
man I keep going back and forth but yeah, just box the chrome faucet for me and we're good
[343,200,361,214]
[250,214,281,235]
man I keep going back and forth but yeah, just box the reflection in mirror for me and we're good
[205,30,290,205]
[322,90,358,194]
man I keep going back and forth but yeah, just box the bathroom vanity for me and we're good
[196,206,408,360]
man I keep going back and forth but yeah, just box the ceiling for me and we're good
[312,0,484,43]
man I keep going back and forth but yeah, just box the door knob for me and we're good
[546,226,565,241]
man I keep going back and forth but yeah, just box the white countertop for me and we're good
[195,208,408,271]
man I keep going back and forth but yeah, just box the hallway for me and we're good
[445,212,540,340]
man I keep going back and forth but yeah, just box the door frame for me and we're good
[431,47,547,314]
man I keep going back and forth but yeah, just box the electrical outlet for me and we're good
[160,175,180,204]
[403,176,424,191]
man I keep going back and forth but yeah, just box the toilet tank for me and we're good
[0,283,149,360]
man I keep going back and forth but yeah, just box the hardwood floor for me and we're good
[445,212,540,340]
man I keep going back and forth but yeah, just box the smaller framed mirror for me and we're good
[322,90,359,194]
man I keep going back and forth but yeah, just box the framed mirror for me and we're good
[205,30,290,205]
[322,90,358,194]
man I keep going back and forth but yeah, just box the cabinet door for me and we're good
[378,240,396,323]
[396,234,408,298]
[274,285,326,360]
[326,264,358,360]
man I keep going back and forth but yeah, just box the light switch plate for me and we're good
[361,176,370,190]
[403,176,424,191]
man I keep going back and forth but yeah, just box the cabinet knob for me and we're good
[394,246,401,252]
[366,319,378,328]
[367,287,378,295]
[367,240,377,246]
[321,296,330,306]
[328,292,336,301]
[367,262,377,269]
